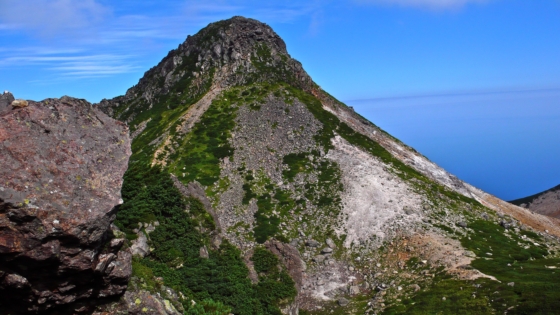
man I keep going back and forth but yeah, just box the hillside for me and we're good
[94,16,560,315]
[510,184,560,219]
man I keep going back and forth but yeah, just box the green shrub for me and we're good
[253,247,279,274]
[117,165,297,314]
[186,299,232,315]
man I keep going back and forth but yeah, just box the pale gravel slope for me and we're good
[327,135,425,248]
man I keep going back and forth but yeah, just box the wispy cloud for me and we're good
[0,50,138,77]
[0,0,110,38]
[0,0,323,82]
[353,0,489,10]
[0,24,15,30]
[52,64,140,77]
[306,11,325,37]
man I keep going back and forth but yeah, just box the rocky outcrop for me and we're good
[0,91,15,115]
[0,96,132,313]
[265,240,306,290]
[171,176,223,247]
[266,240,306,315]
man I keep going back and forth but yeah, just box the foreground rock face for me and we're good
[0,96,132,313]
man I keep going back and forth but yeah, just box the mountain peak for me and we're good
[97,16,314,122]
[185,15,288,56]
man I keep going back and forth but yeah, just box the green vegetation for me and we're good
[383,220,560,314]
[464,220,560,314]
[254,193,281,243]
[248,43,298,86]
[115,166,297,314]
[186,299,231,315]
[168,91,238,187]
[383,273,496,315]
[240,171,296,244]
[251,247,298,312]
[253,247,280,273]
[282,153,312,181]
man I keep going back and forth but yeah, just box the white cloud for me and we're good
[0,52,138,77]
[0,0,110,38]
[354,0,489,10]
[51,64,139,77]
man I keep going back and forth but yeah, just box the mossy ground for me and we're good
[168,90,238,187]
[382,220,560,315]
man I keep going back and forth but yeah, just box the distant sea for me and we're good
[346,88,560,201]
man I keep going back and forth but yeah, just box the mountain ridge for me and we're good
[510,184,560,219]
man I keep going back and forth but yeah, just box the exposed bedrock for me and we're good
[0,95,132,313]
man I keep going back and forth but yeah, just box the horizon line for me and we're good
[344,87,560,103]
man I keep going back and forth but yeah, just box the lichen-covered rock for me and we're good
[94,289,183,315]
[0,96,132,313]
[130,231,150,257]
[11,99,29,108]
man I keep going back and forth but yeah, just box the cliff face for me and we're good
[0,95,132,313]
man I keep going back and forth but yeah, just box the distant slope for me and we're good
[510,184,560,219]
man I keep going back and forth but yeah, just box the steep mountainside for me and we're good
[510,184,560,219]
[97,16,560,315]
[0,94,131,314]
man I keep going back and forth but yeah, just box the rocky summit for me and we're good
[4,16,560,315]
[0,95,131,313]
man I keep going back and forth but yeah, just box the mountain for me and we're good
[93,16,560,315]
[0,94,132,314]
[510,184,560,219]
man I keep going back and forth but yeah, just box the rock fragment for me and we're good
[11,99,28,108]
[338,298,349,306]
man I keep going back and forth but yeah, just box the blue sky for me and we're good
[1,0,559,200]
